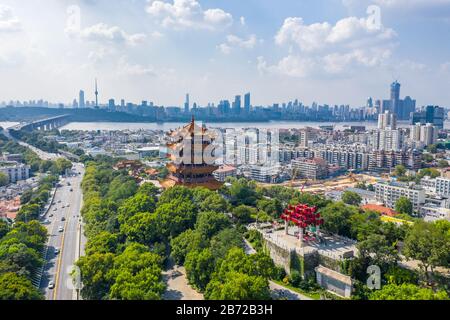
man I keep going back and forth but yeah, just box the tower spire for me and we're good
[95,78,99,108]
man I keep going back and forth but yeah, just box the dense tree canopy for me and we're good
[342,191,362,206]
[0,273,43,300]
[395,197,413,216]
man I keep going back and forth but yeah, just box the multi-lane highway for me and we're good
[4,128,86,300]
[39,162,86,300]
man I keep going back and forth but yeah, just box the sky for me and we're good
[0,0,450,108]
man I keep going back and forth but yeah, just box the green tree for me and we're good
[77,253,115,300]
[120,212,158,246]
[0,273,43,300]
[369,283,449,300]
[232,205,256,224]
[159,186,193,205]
[3,221,48,252]
[170,229,206,265]
[85,232,119,256]
[357,234,399,269]
[403,221,450,277]
[342,191,363,206]
[154,199,197,239]
[107,176,138,202]
[54,158,73,175]
[205,272,271,300]
[257,198,283,218]
[109,267,165,300]
[199,194,228,213]
[15,204,41,223]
[228,178,259,206]
[0,240,43,276]
[117,193,156,224]
[209,228,244,260]
[195,211,231,239]
[426,144,438,154]
[395,197,413,216]
[0,220,9,239]
[136,183,159,201]
[185,248,215,292]
[438,159,449,168]
[393,165,407,177]
[320,202,358,238]
[0,172,8,187]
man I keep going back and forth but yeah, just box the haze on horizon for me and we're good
[1,0,450,107]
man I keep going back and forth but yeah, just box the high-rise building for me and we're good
[378,111,397,130]
[184,94,190,114]
[233,95,241,115]
[390,81,401,115]
[411,106,445,129]
[244,93,251,114]
[411,123,437,147]
[79,90,85,108]
[402,96,416,120]
[108,99,116,112]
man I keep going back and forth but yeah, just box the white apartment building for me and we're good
[421,205,450,222]
[411,123,437,148]
[374,129,403,152]
[435,177,450,197]
[375,182,426,213]
[0,162,31,184]
[249,164,281,183]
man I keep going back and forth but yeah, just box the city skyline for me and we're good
[1,1,450,107]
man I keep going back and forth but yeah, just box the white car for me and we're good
[58,226,64,233]
[54,248,60,255]
[48,281,55,290]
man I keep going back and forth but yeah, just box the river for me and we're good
[60,120,417,132]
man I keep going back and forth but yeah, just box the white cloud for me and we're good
[146,0,233,30]
[0,5,21,32]
[218,34,258,54]
[117,58,156,77]
[440,62,450,73]
[275,16,395,52]
[217,43,232,55]
[264,14,397,78]
[67,23,146,46]
[373,0,450,8]
[257,55,316,78]
[240,16,246,26]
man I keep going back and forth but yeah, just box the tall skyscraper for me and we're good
[108,99,116,112]
[244,93,251,114]
[184,94,190,113]
[411,106,445,129]
[95,78,99,108]
[402,96,416,120]
[390,81,401,114]
[79,90,85,108]
[233,95,241,115]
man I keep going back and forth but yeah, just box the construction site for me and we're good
[258,172,380,195]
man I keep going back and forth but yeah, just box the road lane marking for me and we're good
[53,218,69,300]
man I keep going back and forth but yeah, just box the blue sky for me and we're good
[0,0,450,108]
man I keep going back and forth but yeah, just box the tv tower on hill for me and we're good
[95,78,99,108]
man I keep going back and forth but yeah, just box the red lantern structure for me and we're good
[280,204,324,247]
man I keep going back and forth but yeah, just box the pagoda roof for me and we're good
[167,117,215,139]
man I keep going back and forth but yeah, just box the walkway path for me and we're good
[163,259,204,300]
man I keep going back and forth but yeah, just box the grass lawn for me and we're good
[271,279,322,300]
